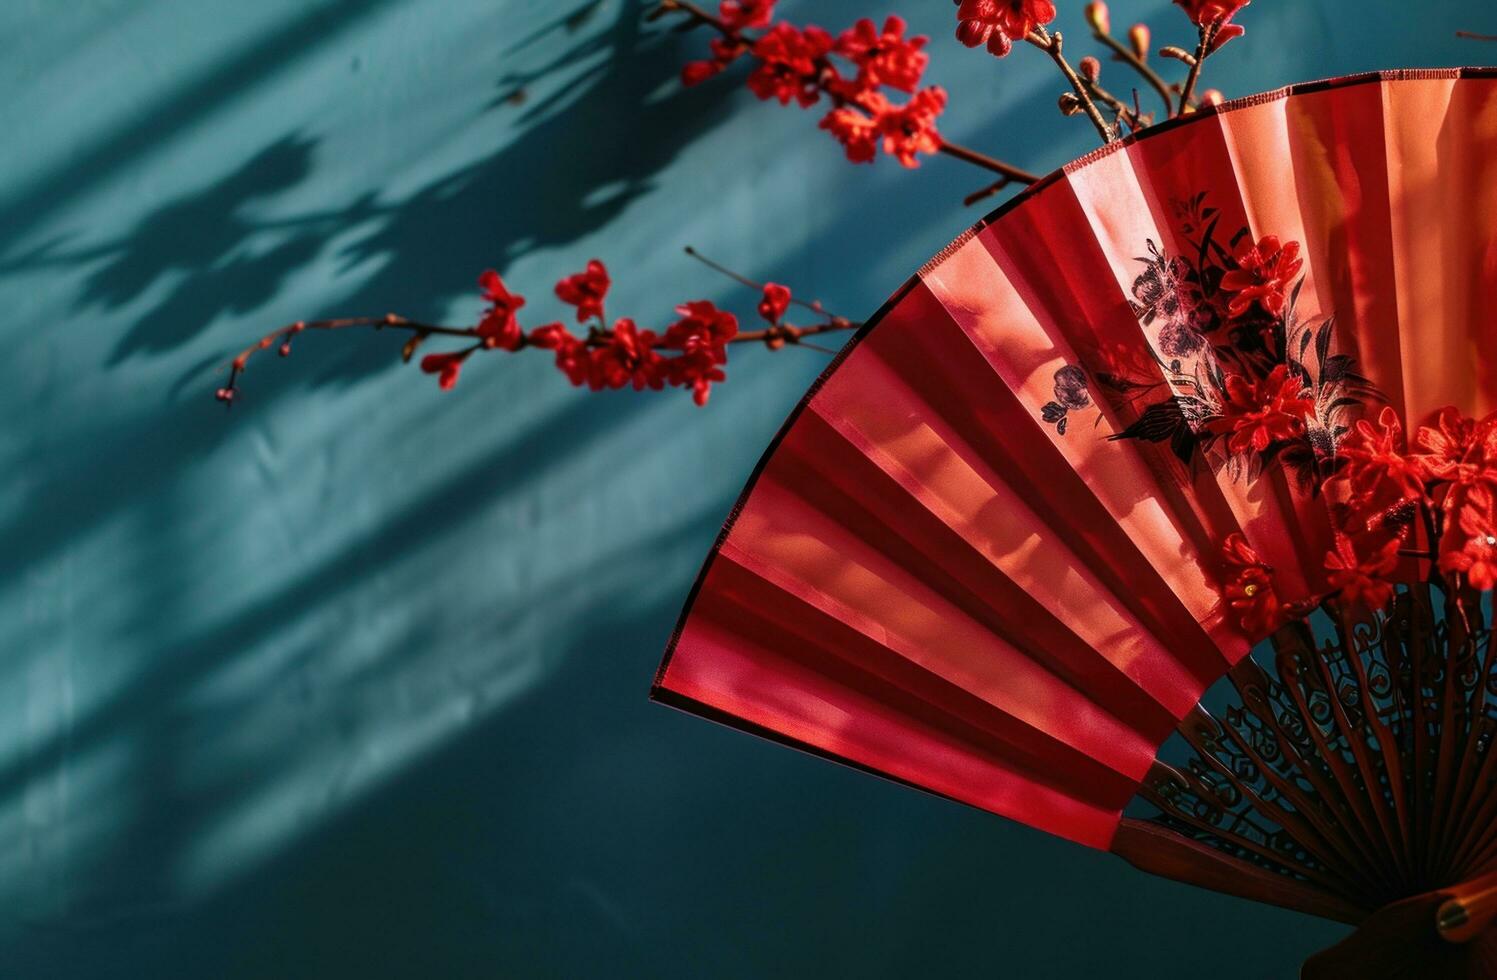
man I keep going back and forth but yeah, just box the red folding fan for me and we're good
[653,70,1497,978]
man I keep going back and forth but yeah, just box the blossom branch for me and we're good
[1456,31,1497,41]
[1028,26,1117,143]
[657,0,1040,187]
[935,141,1040,185]
[216,256,860,407]
[1079,64,1148,132]
[1087,10,1174,115]
[1176,20,1219,116]
[684,246,837,317]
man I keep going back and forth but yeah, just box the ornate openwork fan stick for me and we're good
[1114,585,1497,974]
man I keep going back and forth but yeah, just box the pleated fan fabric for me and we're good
[654,70,1497,850]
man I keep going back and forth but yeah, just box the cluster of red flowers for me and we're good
[953,0,1057,57]
[417,261,808,407]
[1219,406,1497,634]
[681,2,947,168]
[1188,236,1310,457]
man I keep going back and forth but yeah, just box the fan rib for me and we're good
[918,236,1247,674]
[712,518,1159,785]
[665,566,1131,847]
[778,410,1187,732]
[1110,817,1365,923]
[856,305,1234,679]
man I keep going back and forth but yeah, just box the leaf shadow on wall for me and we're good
[0,0,745,613]
[58,1,742,378]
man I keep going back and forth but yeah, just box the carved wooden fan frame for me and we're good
[1111,584,1497,976]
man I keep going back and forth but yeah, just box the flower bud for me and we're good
[1128,23,1151,60]
[1058,92,1083,116]
[1201,89,1225,106]
[278,341,293,357]
[1079,56,1101,83]
[1084,1,1111,35]
[215,387,236,403]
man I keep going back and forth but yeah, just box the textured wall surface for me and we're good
[0,1,1487,976]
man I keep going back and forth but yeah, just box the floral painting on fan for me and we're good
[1040,192,1381,493]
[1031,188,1497,641]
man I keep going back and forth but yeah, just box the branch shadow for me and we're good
[0,0,743,607]
[38,0,740,379]
[80,134,328,363]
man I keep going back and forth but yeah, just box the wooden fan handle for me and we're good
[1437,869,1497,944]
[1302,875,1497,979]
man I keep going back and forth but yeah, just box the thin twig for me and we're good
[935,141,1041,184]
[1093,30,1174,115]
[1084,79,1143,132]
[1456,31,1497,41]
[963,176,1014,207]
[1176,21,1219,117]
[684,246,837,317]
[1028,26,1116,144]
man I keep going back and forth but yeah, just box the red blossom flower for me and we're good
[667,347,729,406]
[1221,531,1265,571]
[1219,532,1287,635]
[531,324,591,387]
[1414,407,1497,488]
[663,300,739,406]
[1338,406,1426,499]
[1173,0,1250,28]
[554,259,611,324]
[1324,531,1399,609]
[420,350,470,390]
[747,23,833,107]
[479,269,523,313]
[1220,235,1301,319]
[757,283,791,324]
[720,0,776,30]
[1413,407,1477,482]
[1439,484,1497,591]
[1208,364,1314,455]
[1207,21,1246,53]
[954,0,1057,58]
[527,323,572,350]
[834,16,929,94]
[820,100,883,163]
[876,86,947,168]
[589,318,665,392]
[476,269,526,350]
[682,58,724,87]
[664,300,739,353]
[682,37,747,87]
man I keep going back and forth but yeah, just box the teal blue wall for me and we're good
[0,1,1486,976]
